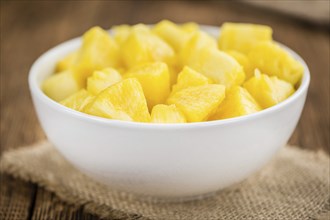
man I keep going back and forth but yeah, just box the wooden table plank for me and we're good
[0,175,36,220]
[1,1,329,220]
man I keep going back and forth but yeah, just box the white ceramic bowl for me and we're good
[29,25,310,199]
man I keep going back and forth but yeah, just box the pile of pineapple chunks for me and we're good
[42,20,304,123]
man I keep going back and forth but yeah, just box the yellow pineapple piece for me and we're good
[126,62,170,109]
[168,65,180,86]
[131,23,151,32]
[248,42,304,85]
[167,84,226,122]
[244,70,295,109]
[151,104,186,123]
[56,51,78,72]
[75,26,120,84]
[42,70,82,102]
[181,22,199,33]
[183,47,245,88]
[209,86,261,120]
[218,22,273,54]
[113,24,150,46]
[116,67,126,75]
[84,78,150,122]
[121,27,175,68]
[180,31,244,88]
[225,50,254,79]
[171,66,212,95]
[60,89,94,111]
[153,20,194,52]
[180,31,217,66]
[113,24,131,46]
[87,68,122,95]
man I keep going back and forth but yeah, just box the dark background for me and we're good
[1,1,329,219]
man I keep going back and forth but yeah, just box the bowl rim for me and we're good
[29,24,310,130]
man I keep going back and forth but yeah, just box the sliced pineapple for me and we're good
[113,24,150,46]
[181,22,199,33]
[84,78,150,122]
[153,20,194,52]
[121,27,175,68]
[131,23,151,32]
[168,65,180,86]
[183,47,245,88]
[113,24,131,46]
[244,70,295,109]
[126,62,170,109]
[225,50,254,80]
[209,86,261,120]
[218,22,273,54]
[248,42,304,85]
[180,31,217,66]
[151,104,186,123]
[60,89,94,111]
[167,84,226,122]
[44,22,303,123]
[180,31,245,88]
[171,66,212,95]
[56,51,78,72]
[87,68,122,95]
[74,26,120,84]
[42,70,82,102]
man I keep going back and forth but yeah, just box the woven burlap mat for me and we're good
[0,142,329,220]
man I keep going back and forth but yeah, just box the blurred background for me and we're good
[1,1,329,219]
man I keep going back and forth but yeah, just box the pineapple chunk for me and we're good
[42,70,82,102]
[248,42,304,85]
[180,31,244,88]
[121,28,175,68]
[75,26,120,83]
[153,20,193,52]
[218,22,273,54]
[113,24,131,46]
[209,86,261,120]
[167,84,226,122]
[151,104,186,123]
[225,50,254,79]
[168,65,180,86]
[113,24,150,46]
[171,66,212,95]
[60,89,94,111]
[126,62,170,109]
[87,68,122,95]
[84,78,150,122]
[181,22,199,33]
[244,70,295,109]
[183,47,245,88]
[180,31,217,66]
[56,51,78,72]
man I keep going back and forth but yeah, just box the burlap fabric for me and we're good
[0,141,329,220]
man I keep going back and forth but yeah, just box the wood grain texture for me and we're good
[0,175,36,220]
[1,1,329,219]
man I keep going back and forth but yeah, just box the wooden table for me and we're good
[1,1,329,219]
